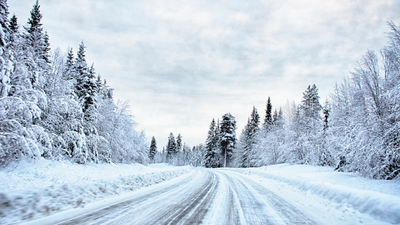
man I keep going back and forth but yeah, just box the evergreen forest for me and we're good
[1,1,399,181]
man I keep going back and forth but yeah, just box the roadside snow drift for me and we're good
[242,164,400,224]
[0,160,190,224]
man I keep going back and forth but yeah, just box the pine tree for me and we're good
[176,133,182,153]
[148,136,157,162]
[166,132,176,163]
[63,47,74,80]
[203,118,219,168]
[220,113,237,167]
[74,41,98,113]
[214,119,221,164]
[8,14,17,33]
[0,0,9,98]
[241,106,260,167]
[24,0,50,70]
[299,84,322,135]
[323,99,330,131]
[0,0,8,48]
[263,96,273,131]
[7,14,19,54]
[301,84,322,120]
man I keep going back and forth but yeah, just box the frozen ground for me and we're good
[234,164,400,224]
[1,162,399,224]
[0,159,190,224]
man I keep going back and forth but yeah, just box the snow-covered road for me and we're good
[23,169,343,225]
[20,166,396,225]
[7,162,397,225]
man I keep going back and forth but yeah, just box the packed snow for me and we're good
[235,164,400,224]
[1,161,400,224]
[0,159,190,224]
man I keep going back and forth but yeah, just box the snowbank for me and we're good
[0,159,191,224]
[239,164,400,224]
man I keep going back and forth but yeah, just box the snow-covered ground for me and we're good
[235,164,400,224]
[1,161,400,224]
[0,159,190,224]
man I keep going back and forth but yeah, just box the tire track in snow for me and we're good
[211,170,317,225]
[27,169,320,225]
[51,170,219,225]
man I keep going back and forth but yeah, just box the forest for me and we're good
[0,1,148,166]
[1,1,399,181]
[153,23,400,180]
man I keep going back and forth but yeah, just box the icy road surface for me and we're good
[24,169,387,225]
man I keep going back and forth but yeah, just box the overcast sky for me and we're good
[9,0,400,147]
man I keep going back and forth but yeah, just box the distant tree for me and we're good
[203,118,220,168]
[176,133,182,153]
[323,99,330,131]
[241,106,260,167]
[148,136,157,162]
[166,132,176,163]
[263,97,273,131]
[189,144,204,167]
[300,84,322,124]
[220,113,237,167]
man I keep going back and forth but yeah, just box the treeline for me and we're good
[0,1,148,166]
[151,22,400,180]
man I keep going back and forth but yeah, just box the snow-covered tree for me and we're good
[241,106,260,167]
[263,97,273,131]
[0,1,148,166]
[148,136,157,162]
[203,118,220,168]
[74,41,98,115]
[0,0,10,98]
[166,132,176,163]
[23,0,50,75]
[220,113,236,167]
[176,133,182,153]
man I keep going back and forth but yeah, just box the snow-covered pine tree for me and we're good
[63,47,74,80]
[7,14,20,66]
[148,136,157,162]
[323,99,330,131]
[241,106,260,167]
[72,43,99,144]
[220,113,237,167]
[0,1,52,165]
[240,118,251,167]
[203,118,219,168]
[263,97,273,131]
[23,0,50,76]
[300,84,322,122]
[189,144,204,167]
[176,133,182,153]
[166,132,176,163]
[0,0,9,98]
[214,119,221,165]
[8,13,17,34]
[299,85,323,164]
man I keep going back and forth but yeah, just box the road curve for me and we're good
[30,169,318,225]
[206,170,317,224]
